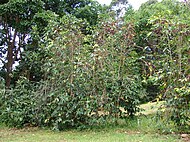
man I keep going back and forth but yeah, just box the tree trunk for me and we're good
[5,42,14,88]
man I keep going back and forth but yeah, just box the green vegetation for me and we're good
[0,102,183,142]
[0,127,182,142]
[0,0,189,135]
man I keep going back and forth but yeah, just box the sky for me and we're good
[96,0,153,10]
[96,0,184,9]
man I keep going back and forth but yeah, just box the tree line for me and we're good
[0,0,189,131]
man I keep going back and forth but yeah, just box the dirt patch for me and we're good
[116,129,141,135]
[181,134,190,142]
[0,127,39,138]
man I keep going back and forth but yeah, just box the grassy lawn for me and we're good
[0,102,184,142]
[0,126,182,142]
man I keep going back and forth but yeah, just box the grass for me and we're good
[139,101,164,115]
[0,125,182,142]
[0,102,184,142]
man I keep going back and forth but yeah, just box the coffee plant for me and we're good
[1,0,189,132]
[146,1,190,129]
[0,15,145,129]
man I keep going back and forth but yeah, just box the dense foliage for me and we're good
[138,0,190,130]
[0,15,145,129]
[0,0,189,131]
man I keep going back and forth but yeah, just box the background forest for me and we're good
[0,0,189,132]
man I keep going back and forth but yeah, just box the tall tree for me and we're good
[0,0,103,88]
[0,0,44,88]
[110,0,129,17]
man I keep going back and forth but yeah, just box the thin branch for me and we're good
[0,57,6,64]
[13,33,27,63]
[3,15,10,44]
[134,44,144,50]
[12,28,17,46]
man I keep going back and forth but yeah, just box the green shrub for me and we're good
[163,82,190,130]
[0,77,37,127]
[142,76,161,102]
[0,77,143,130]
[0,15,145,130]
[143,2,190,131]
[0,77,5,117]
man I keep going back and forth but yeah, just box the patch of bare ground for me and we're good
[181,134,190,142]
[0,126,38,137]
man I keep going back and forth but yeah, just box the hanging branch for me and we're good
[13,33,26,62]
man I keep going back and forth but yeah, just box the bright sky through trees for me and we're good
[96,0,184,10]
[96,0,150,10]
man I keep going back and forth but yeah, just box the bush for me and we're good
[0,77,37,127]
[162,81,190,131]
[0,77,144,130]
[0,77,5,117]
[0,15,145,130]
[142,76,161,102]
